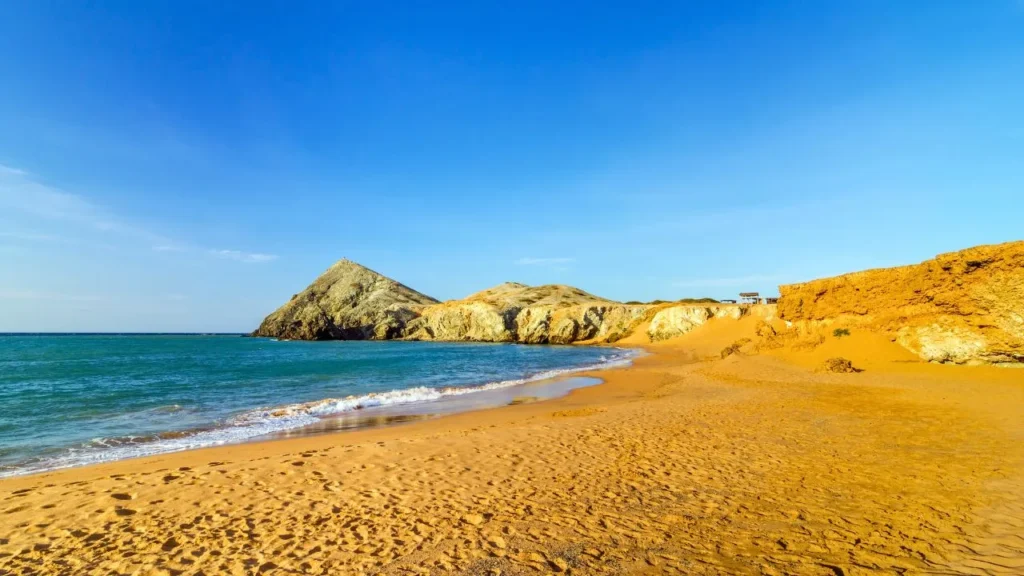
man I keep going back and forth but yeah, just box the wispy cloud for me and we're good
[516,257,576,266]
[0,231,63,242]
[209,249,278,263]
[671,274,787,289]
[0,165,277,264]
[0,290,104,302]
[0,165,27,176]
[152,244,187,252]
[0,164,173,246]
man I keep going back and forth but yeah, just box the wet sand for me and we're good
[267,375,604,440]
[2,337,1023,575]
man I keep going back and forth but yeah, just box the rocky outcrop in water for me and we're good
[777,241,1024,365]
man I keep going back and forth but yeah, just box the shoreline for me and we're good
[0,344,641,480]
[0,347,650,486]
[3,340,1022,575]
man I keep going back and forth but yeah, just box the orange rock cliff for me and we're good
[777,241,1024,365]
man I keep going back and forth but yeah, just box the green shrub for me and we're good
[833,328,851,338]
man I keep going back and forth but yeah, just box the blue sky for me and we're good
[1,1,1022,332]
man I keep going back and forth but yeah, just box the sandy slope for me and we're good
[2,324,1023,575]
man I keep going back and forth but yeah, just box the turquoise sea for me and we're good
[0,334,635,477]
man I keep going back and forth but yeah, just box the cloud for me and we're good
[0,290,103,302]
[0,165,27,176]
[0,164,173,244]
[0,231,62,242]
[0,165,277,264]
[152,244,187,252]
[209,249,278,264]
[671,274,787,289]
[516,257,576,266]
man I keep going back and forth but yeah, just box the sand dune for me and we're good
[2,328,1023,575]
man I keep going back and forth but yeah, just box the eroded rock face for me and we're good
[647,305,743,342]
[515,308,552,344]
[403,301,518,342]
[403,287,652,344]
[582,305,651,342]
[549,317,580,345]
[777,241,1024,364]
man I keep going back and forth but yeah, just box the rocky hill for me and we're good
[402,283,649,344]
[255,243,1024,365]
[777,241,1024,364]
[253,262,753,344]
[252,259,439,340]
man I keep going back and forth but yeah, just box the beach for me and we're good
[3,332,1023,575]
[3,4,1021,574]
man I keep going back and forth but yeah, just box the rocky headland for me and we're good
[255,241,1023,365]
[253,260,754,345]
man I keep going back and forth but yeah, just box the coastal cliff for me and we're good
[253,260,753,344]
[776,241,1024,365]
[255,241,1023,364]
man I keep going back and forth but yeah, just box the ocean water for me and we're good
[0,334,636,477]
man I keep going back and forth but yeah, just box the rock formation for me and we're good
[402,283,657,344]
[777,241,1024,365]
[647,305,743,342]
[253,260,750,344]
[252,259,439,340]
[255,242,1022,364]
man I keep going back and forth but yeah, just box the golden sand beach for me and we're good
[2,322,1023,576]
[3,3,1023,573]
